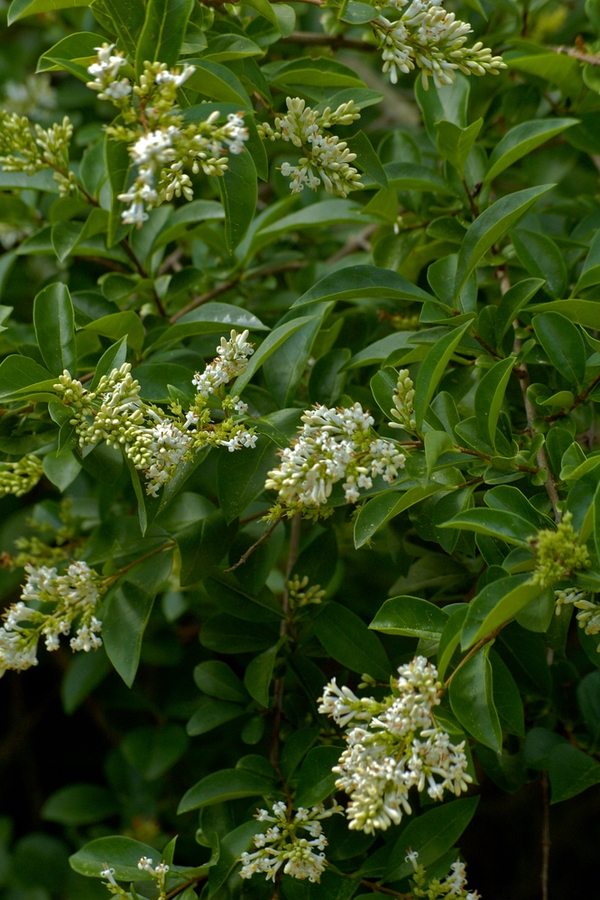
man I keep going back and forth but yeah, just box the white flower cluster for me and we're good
[192,329,254,397]
[319,657,472,834]
[101,857,169,898]
[258,98,363,197]
[389,368,416,433]
[0,561,104,675]
[87,43,132,101]
[0,109,76,195]
[555,589,600,650]
[373,0,505,89]
[53,333,257,497]
[240,801,342,884]
[406,850,481,899]
[0,454,44,498]
[86,46,248,224]
[265,403,406,513]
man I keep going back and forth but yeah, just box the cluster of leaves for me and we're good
[3,0,600,898]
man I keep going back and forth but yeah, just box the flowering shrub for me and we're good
[2,0,600,898]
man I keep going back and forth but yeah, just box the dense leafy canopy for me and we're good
[2,0,600,898]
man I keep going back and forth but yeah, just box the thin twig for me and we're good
[543,370,600,423]
[164,874,207,900]
[359,880,413,900]
[225,518,282,573]
[105,541,175,584]
[326,225,378,264]
[170,260,306,322]
[551,44,600,66]
[443,625,505,689]
[240,509,272,525]
[541,771,551,900]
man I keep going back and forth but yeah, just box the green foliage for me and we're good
[3,1,600,898]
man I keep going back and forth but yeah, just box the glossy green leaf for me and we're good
[33,283,77,376]
[511,229,567,299]
[354,485,448,548]
[217,433,280,522]
[485,118,578,183]
[218,145,257,252]
[461,574,545,649]
[454,185,554,295]
[547,744,600,803]
[437,606,468,681]
[178,769,274,813]
[37,32,103,71]
[441,508,534,546]
[42,785,117,826]
[231,315,319,395]
[314,602,390,681]
[194,660,249,703]
[449,644,502,751]
[176,511,237,586]
[474,356,516,446]
[383,797,480,882]
[490,650,524,737]
[435,118,482,175]
[69,837,160,881]
[0,355,53,399]
[295,746,341,807]
[414,320,473,428]
[84,311,144,353]
[533,312,586,385]
[95,0,146,58]
[185,59,251,107]
[415,72,469,143]
[136,0,193,70]
[103,582,156,688]
[8,0,89,24]
[244,643,280,707]
[186,698,245,736]
[292,265,436,309]
[104,138,131,248]
[369,595,449,640]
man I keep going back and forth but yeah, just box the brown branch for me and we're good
[541,771,551,900]
[543,369,600,423]
[359,880,413,900]
[282,31,377,52]
[443,624,505,690]
[165,874,207,900]
[105,541,175,585]
[170,260,306,323]
[326,225,378,264]
[225,518,282,573]
[239,508,272,525]
[551,44,600,66]
[454,444,539,475]
[471,330,501,359]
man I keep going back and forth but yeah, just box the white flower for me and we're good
[0,562,104,674]
[155,64,196,86]
[239,803,342,884]
[322,657,472,834]
[374,0,505,89]
[265,403,405,511]
[193,330,254,397]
